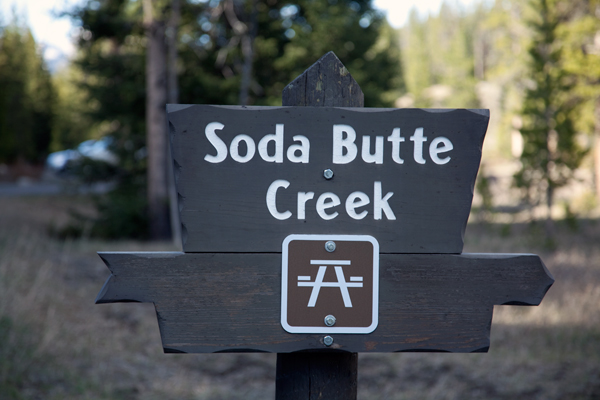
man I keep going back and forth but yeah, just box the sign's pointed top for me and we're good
[282,51,364,107]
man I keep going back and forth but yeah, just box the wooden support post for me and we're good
[276,353,358,399]
[276,51,363,400]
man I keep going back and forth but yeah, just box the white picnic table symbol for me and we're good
[297,260,364,307]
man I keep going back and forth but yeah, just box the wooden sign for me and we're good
[96,52,553,358]
[167,105,489,253]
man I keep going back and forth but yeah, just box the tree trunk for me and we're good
[546,183,554,238]
[166,0,181,248]
[144,0,170,240]
[594,98,600,201]
[239,0,257,106]
[167,0,179,105]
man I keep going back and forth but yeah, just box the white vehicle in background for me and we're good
[45,137,117,176]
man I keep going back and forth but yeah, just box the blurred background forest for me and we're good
[1,0,599,240]
[1,0,600,399]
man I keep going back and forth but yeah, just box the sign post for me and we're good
[277,52,366,399]
[96,52,553,400]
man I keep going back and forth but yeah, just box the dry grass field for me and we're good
[0,194,599,399]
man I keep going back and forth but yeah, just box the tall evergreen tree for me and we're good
[401,1,481,108]
[515,0,586,232]
[560,0,600,200]
[0,18,55,163]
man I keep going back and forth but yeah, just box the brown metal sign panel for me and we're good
[281,235,379,334]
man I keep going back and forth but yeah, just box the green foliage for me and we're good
[90,187,149,239]
[560,0,600,134]
[475,163,494,221]
[515,0,587,211]
[174,0,403,106]
[0,18,55,163]
[50,66,96,151]
[402,1,483,108]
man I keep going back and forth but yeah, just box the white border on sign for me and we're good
[281,234,380,334]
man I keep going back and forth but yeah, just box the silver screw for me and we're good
[323,169,334,180]
[324,315,336,327]
[323,336,334,346]
[325,241,336,252]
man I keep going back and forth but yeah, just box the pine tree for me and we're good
[515,0,586,233]
[560,0,600,201]
[401,1,481,108]
[0,18,55,163]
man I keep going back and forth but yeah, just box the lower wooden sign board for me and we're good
[96,251,553,353]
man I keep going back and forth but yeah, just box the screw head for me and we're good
[323,169,334,180]
[323,336,334,346]
[325,241,336,252]
[324,315,336,327]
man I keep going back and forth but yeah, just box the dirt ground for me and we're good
[1,195,599,399]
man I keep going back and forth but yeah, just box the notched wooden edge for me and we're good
[95,252,184,304]
[502,254,554,306]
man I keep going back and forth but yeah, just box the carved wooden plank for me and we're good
[167,105,489,254]
[96,252,553,354]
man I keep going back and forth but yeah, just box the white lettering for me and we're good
[387,127,405,164]
[266,180,292,220]
[409,127,427,164]
[374,181,396,220]
[345,191,370,220]
[230,134,256,163]
[332,124,357,164]
[204,122,227,163]
[429,137,453,165]
[361,136,384,164]
[287,135,310,163]
[316,192,341,220]
[266,181,396,221]
[297,191,314,220]
[258,124,284,163]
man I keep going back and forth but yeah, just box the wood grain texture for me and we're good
[167,106,489,253]
[282,51,364,107]
[96,252,553,354]
[276,353,358,400]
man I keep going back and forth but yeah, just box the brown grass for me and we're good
[0,195,598,399]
